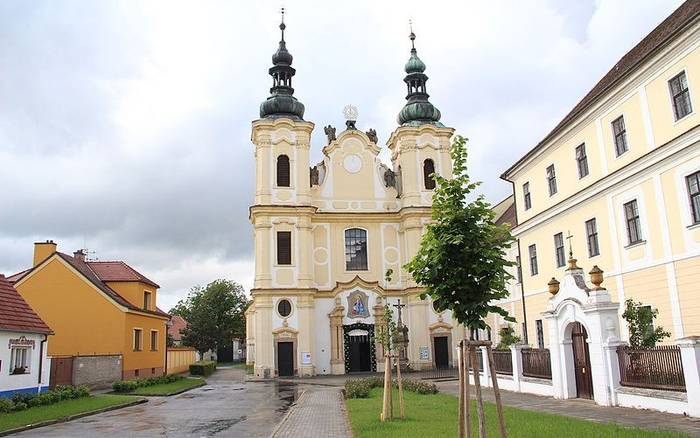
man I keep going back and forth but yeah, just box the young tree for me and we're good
[405,135,514,438]
[405,135,515,329]
[496,326,521,350]
[171,279,249,355]
[622,299,670,348]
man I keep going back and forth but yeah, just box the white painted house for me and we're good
[0,274,52,398]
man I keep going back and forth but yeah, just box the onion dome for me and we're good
[397,30,442,127]
[260,11,305,120]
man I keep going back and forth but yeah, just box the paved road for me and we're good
[17,368,300,438]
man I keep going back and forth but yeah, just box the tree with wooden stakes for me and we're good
[405,135,515,438]
[374,269,406,422]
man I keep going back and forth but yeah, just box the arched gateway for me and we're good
[541,256,623,406]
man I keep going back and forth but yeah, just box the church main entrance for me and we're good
[433,336,449,369]
[343,323,376,373]
[571,322,593,399]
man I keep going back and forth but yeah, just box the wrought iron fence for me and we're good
[412,366,459,380]
[492,349,513,375]
[617,345,686,392]
[521,348,552,379]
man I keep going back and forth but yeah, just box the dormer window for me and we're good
[277,155,290,187]
[143,291,152,310]
[423,159,436,190]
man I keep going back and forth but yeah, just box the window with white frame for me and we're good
[554,232,565,268]
[535,320,544,349]
[529,244,538,276]
[10,347,30,375]
[669,71,692,121]
[515,255,522,283]
[575,144,589,178]
[523,182,532,210]
[612,116,628,156]
[546,164,557,196]
[586,218,600,257]
[624,200,643,245]
[686,170,700,225]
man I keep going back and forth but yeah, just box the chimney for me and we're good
[73,249,86,262]
[33,240,57,266]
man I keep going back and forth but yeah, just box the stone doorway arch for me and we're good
[542,257,621,406]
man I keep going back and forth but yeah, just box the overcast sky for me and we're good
[0,0,683,310]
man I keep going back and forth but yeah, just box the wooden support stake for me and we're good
[381,354,392,421]
[465,345,472,438]
[458,342,465,438]
[396,356,405,420]
[486,345,508,437]
[470,346,486,438]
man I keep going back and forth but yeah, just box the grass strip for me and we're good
[127,377,205,396]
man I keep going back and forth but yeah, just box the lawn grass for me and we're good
[127,377,205,396]
[346,388,688,438]
[0,395,136,433]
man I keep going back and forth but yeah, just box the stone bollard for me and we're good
[677,336,700,417]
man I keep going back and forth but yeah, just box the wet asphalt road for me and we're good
[15,368,300,438]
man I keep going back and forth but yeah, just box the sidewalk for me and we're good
[270,387,352,438]
[437,380,700,436]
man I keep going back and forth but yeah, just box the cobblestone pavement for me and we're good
[16,368,301,437]
[437,380,700,436]
[271,387,351,438]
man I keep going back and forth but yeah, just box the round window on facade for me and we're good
[432,300,442,313]
[277,299,292,317]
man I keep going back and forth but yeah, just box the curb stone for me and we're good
[0,398,148,437]
[126,379,207,397]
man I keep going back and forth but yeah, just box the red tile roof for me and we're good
[87,261,160,288]
[10,252,169,319]
[168,315,187,342]
[0,274,52,334]
[502,0,700,178]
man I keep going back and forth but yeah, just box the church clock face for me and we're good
[343,154,362,174]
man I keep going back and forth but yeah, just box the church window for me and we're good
[624,200,643,245]
[277,299,292,317]
[546,164,557,196]
[423,159,436,190]
[553,232,565,268]
[277,155,290,187]
[345,228,368,271]
[277,231,292,265]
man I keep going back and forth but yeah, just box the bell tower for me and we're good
[388,27,454,208]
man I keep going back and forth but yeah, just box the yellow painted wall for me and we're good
[108,281,158,312]
[675,257,700,336]
[15,258,125,357]
[167,348,197,374]
[124,312,167,372]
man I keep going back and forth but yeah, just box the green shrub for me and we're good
[11,392,33,405]
[12,402,28,412]
[76,385,91,398]
[112,380,140,393]
[344,376,439,398]
[189,360,216,376]
[0,397,13,413]
[112,374,185,392]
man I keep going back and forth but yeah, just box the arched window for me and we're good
[277,155,290,187]
[344,228,368,271]
[423,159,436,190]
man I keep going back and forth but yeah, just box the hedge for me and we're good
[189,360,216,376]
[0,385,90,413]
[345,377,438,399]
[112,373,184,393]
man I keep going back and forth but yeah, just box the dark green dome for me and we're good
[259,17,304,120]
[397,31,441,126]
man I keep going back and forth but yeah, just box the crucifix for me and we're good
[393,299,406,328]
[566,230,574,259]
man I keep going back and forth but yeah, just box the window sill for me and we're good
[588,253,601,259]
[687,222,700,230]
[624,240,646,250]
[673,111,693,125]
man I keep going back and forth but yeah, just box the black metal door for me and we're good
[348,333,371,372]
[572,322,593,399]
[434,336,449,368]
[277,342,294,377]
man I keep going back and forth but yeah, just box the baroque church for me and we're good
[245,16,466,378]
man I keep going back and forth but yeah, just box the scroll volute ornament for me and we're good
[548,277,560,296]
[589,265,604,290]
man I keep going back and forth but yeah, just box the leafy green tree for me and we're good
[622,299,670,348]
[405,135,515,330]
[171,279,249,355]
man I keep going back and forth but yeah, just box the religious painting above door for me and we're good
[346,290,370,319]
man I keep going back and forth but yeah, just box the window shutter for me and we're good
[277,231,292,265]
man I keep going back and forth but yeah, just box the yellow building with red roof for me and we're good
[9,241,170,380]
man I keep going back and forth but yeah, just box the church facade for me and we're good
[245,17,468,378]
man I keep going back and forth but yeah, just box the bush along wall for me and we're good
[344,377,438,399]
[189,360,216,376]
[112,374,185,393]
[0,385,90,413]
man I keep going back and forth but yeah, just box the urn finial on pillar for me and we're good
[589,265,605,290]
[548,277,560,295]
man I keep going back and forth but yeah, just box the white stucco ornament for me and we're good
[343,154,362,173]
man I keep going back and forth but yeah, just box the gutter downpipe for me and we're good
[38,334,48,393]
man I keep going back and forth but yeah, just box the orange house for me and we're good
[9,241,170,380]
